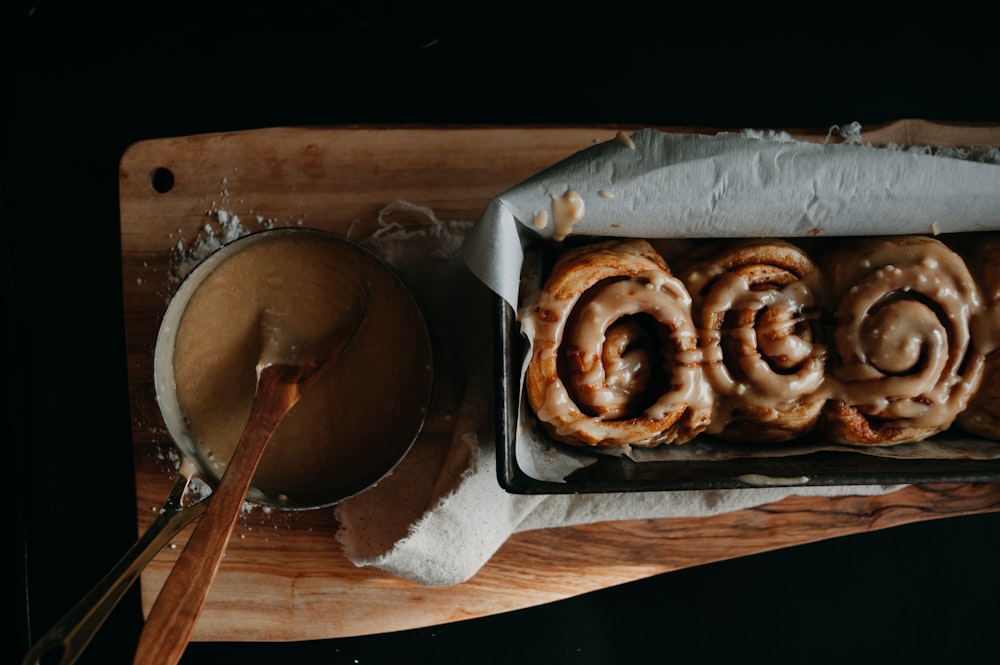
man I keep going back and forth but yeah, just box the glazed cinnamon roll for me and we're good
[679,240,827,443]
[956,236,1000,440]
[523,239,713,448]
[824,236,985,446]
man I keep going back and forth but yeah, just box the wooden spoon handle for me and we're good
[132,369,296,665]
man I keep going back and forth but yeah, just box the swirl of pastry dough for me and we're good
[956,236,1000,440]
[524,239,713,448]
[679,240,827,443]
[824,236,985,446]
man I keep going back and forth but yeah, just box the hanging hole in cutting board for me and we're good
[151,166,175,193]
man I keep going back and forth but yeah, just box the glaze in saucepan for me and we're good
[24,227,433,665]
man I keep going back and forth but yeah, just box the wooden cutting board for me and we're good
[119,120,1000,642]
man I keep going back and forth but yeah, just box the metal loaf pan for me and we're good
[494,263,1000,495]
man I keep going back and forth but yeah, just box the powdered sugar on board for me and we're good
[170,209,255,284]
[157,174,312,299]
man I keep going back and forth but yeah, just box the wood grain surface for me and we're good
[119,121,1000,642]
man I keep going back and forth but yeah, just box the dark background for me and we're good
[6,2,999,664]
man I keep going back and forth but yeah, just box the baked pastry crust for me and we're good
[679,239,827,443]
[524,239,713,448]
[522,233,998,450]
[957,237,1000,440]
[823,235,985,445]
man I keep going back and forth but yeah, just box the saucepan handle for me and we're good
[22,462,208,665]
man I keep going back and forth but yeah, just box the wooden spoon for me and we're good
[132,304,365,665]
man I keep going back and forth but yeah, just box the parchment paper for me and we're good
[462,128,1000,307]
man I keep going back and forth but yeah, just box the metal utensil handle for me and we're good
[22,460,208,665]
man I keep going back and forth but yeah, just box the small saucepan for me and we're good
[24,227,433,665]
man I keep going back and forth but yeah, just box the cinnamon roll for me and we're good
[523,239,713,448]
[823,236,985,446]
[956,236,1000,440]
[679,240,827,443]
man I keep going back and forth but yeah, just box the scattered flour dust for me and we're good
[819,121,1000,164]
[152,439,279,546]
[166,208,285,295]
[737,121,1000,165]
[161,172,309,297]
